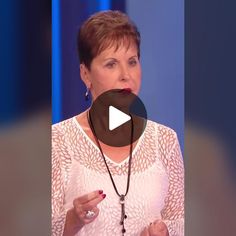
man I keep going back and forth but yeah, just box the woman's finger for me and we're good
[148,223,157,236]
[80,193,106,211]
[153,220,167,232]
[81,206,100,224]
[73,193,105,216]
[72,190,105,225]
[140,227,149,236]
[148,220,169,236]
[73,190,103,205]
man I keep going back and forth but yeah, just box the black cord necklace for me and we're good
[87,110,134,235]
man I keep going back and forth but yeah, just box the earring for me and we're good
[85,87,90,101]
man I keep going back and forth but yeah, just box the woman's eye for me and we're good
[129,60,137,66]
[106,62,116,68]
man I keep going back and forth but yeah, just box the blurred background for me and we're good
[52,0,184,152]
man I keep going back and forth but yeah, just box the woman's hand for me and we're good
[63,190,106,236]
[140,220,169,236]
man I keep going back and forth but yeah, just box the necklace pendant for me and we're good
[120,194,125,204]
[120,194,127,234]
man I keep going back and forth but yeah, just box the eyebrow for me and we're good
[103,55,138,61]
[103,58,117,62]
[128,56,138,59]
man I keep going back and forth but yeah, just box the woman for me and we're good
[52,10,184,236]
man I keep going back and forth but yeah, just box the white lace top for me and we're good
[52,117,184,236]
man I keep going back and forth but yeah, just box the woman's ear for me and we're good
[80,64,91,89]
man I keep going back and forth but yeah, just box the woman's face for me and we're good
[81,42,141,101]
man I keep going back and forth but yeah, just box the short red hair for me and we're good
[77,10,141,69]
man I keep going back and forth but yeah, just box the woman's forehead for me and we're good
[97,35,136,52]
[97,41,138,58]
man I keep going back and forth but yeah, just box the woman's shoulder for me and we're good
[146,119,177,139]
[52,114,88,150]
[52,110,88,134]
[52,116,74,130]
[146,119,178,153]
[52,116,79,137]
[146,120,182,163]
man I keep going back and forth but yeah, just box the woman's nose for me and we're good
[120,65,131,81]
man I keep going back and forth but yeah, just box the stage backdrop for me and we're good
[52,0,184,151]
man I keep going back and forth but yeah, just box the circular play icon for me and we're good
[88,89,147,147]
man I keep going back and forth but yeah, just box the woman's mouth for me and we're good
[119,88,132,94]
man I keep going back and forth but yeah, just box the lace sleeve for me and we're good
[52,126,71,236]
[160,132,184,236]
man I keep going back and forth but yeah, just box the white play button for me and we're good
[109,106,131,131]
[89,89,147,146]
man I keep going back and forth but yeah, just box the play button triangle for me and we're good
[88,89,147,147]
[109,106,131,131]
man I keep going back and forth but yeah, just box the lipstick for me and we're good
[119,88,132,94]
